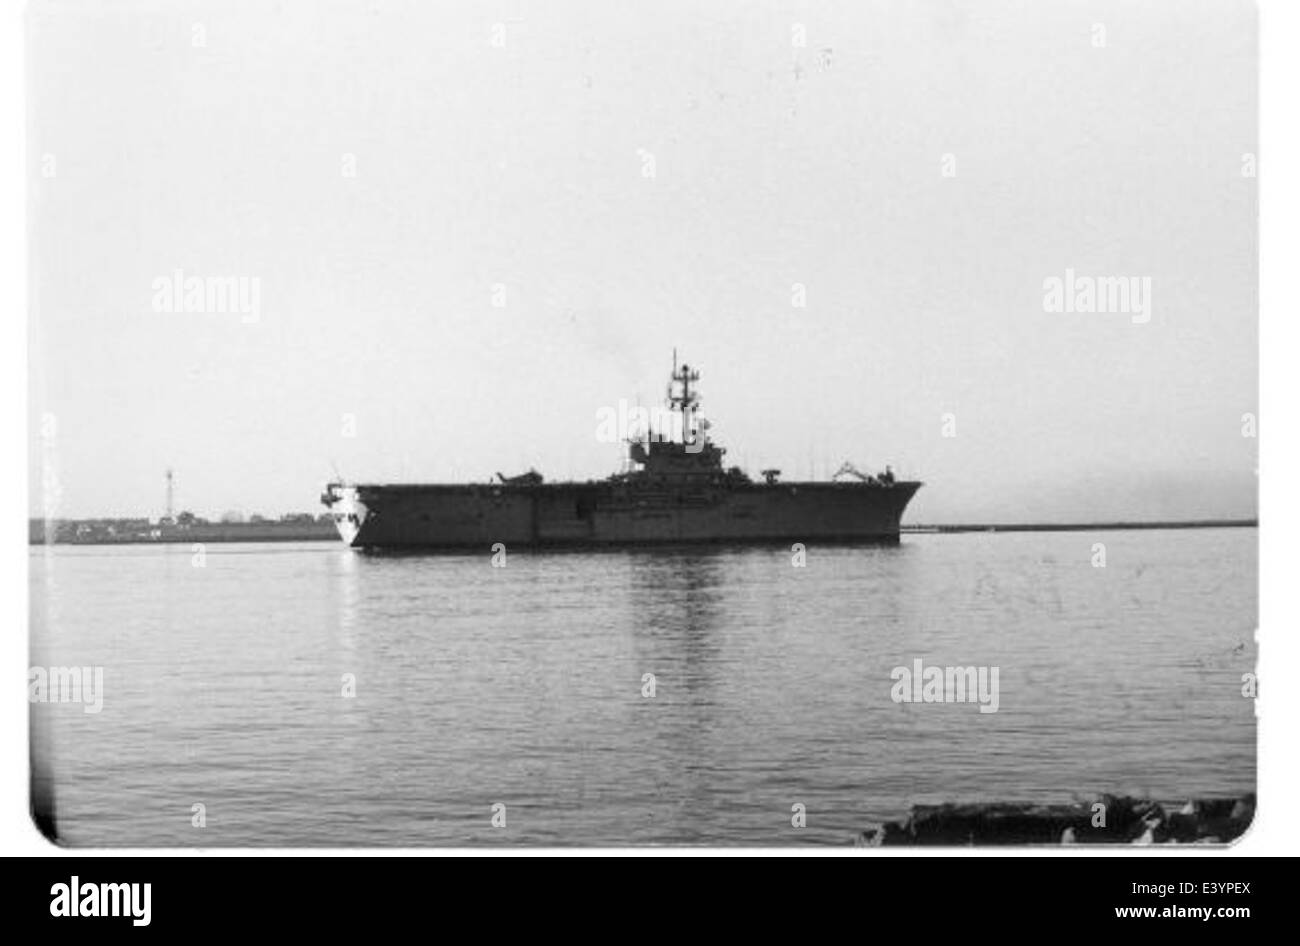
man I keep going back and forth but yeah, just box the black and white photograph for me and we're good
[16,0,1282,871]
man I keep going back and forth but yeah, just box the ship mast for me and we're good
[667,348,701,445]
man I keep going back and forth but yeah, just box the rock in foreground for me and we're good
[857,794,1254,846]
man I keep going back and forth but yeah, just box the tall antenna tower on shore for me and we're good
[165,468,174,522]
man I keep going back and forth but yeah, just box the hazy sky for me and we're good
[29,0,1257,523]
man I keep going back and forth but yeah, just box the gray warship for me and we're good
[321,355,921,549]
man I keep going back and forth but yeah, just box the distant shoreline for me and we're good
[28,520,338,546]
[903,519,1256,534]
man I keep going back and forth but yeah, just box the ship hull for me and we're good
[325,481,921,550]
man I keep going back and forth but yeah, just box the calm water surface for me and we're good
[30,529,1256,845]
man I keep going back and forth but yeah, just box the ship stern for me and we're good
[320,483,367,546]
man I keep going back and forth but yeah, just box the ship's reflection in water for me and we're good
[620,550,732,841]
[625,548,728,649]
